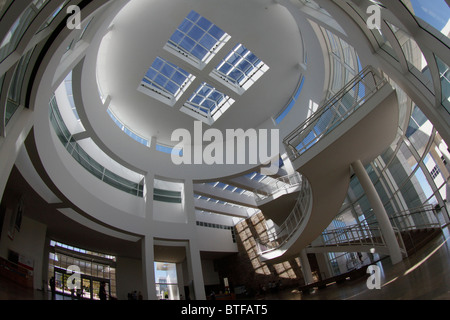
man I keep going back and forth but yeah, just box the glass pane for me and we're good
[167,10,228,63]
[154,262,179,300]
[435,55,450,113]
[0,0,48,62]
[406,107,433,157]
[401,0,450,38]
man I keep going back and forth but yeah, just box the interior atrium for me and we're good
[0,0,449,301]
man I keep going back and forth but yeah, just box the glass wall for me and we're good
[48,240,117,299]
[0,0,48,63]
[154,262,179,300]
[49,94,145,197]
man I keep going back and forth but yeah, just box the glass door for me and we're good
[154,262,180,300]
[82,277,92,299]
[91,279,110,300]
[54,270,65,295]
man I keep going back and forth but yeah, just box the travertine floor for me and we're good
[0,227,449,301]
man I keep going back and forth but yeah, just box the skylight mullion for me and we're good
[210,43,269,95]
[165,10,229,69]
[142,76,173,97]
[139,56,194,106]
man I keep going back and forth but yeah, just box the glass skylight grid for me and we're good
[139,56,195,106]
[181,82,235,125]
[211,43,269,94]
[165,10,230,68]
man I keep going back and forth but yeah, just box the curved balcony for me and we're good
[255,177,313,260]
[253,172,302,204]
[254,66,399,262]
[283,66,388,162]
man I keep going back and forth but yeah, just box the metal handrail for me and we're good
[256,177,312,254]
[283,66,387,160]
[314,223,407,255]
[253,172,303,201]
[359,204,441,232]
[49,96,144,196]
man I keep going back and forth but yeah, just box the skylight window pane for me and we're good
[181,82,235,125]
[211,44,269,94]
[187,10,200,22]
[197,17,212,31]
[139,56,195,106]
[165,10,230,69]
[209,25,225,40]
[188,25,204,41]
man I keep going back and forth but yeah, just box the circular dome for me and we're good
[96,0,304,146]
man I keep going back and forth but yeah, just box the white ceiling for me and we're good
[95,0,304,146]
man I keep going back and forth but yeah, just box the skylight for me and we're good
[138,56,195,106]
[180,82,235,125]
[165,10,230,69]
[211,44,269,94]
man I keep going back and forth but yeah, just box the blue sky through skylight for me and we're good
[216,44,261,84]
[142,56,191,98]
[184,82,234,119]
[212,43,269,94]
[167,10,228,65]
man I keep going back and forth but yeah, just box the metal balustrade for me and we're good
[253,172,303,202]
[310,205,441,254]
[49,95,144,197]
[312,223,407,255]
[283,66,387,160]
[254,66,391,257]
[255,177,312,254]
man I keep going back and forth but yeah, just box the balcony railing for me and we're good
[283,66,387,160]
[314,224,407,256]
[255,177,312,254]
[253,172,303,202]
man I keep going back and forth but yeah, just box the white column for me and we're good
[299,249,314,285]
[141,235,157,300]
[184,179,206,300]
[351,160,403,264]
[186,240,206,300]
[144,172,154,220]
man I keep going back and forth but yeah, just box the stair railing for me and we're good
[283,66,387,160]
[313,223,407,255]
[256,177,312,254]
[253,172,303,202]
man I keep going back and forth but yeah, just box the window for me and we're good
[181,82,235,125]
[154,262,179,300]
[139,56,195,106]
[430,166,441,179]
[211,43,269,94]
[165,10,230,69]
[48,240,117,300]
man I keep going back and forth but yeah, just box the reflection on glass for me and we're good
[435,55,450,113]
[0,0,48,62]
[154,262,179,300]
[401,0,450,38]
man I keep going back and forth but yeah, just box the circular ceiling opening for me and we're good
[96,0,304,147]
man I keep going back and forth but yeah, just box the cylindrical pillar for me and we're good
[351,160,403,264]
[141,235,157,300]
[299,248,314,285]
